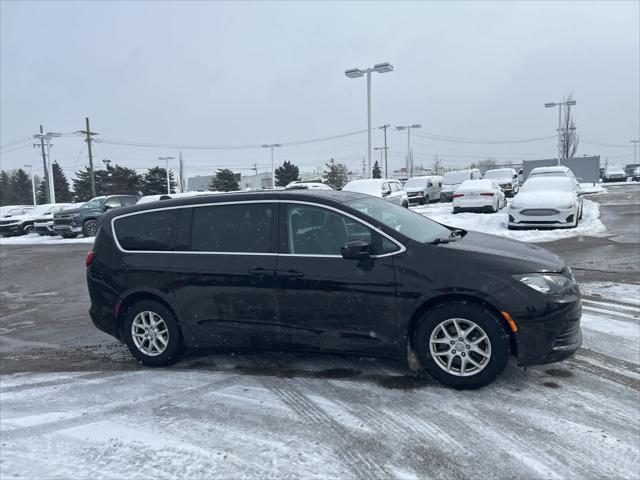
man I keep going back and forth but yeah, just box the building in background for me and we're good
[240,172,272,190]
[187,175,213,191]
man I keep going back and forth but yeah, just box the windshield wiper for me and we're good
[430,229,465,245]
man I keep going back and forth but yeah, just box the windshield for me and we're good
[404,178,429,188]
[442,171,469,185]
[83,197,106,208]
[346,196,452,243]
[484,169,512,179]
[520,177,572,193]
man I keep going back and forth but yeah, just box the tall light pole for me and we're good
[379,124,390,178]
[395,124,421,177]
[632,140,639,164]
[24,164,36,206]
[345,63,394,178]
[158,156,175,194]
[33,131,61,203]
[262,144,282,188]
[545,99,576,165]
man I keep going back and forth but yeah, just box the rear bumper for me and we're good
[89,303,119,339]
[515,295,583,367]
[453,198,494,211]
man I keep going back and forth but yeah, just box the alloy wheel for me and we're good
[429,318,492,377]
[131,311,170,356]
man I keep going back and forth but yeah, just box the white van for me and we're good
[404,175,443,205]
[440,169,481,202]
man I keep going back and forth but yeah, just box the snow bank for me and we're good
[578,183,607,195]
[579,282,640,306]
[0,234,94,246]
[411,199,606,243]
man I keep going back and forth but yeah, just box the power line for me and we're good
[581,137,635,148]
[96,129,368,150]
[0,143,32,155]
[0,137,32,151]
[405,130,556,145]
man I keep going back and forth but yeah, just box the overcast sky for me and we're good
[1,0,638,183]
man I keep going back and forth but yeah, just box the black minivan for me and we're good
[87,190,582,389]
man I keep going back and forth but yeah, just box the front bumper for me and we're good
[34,221,55,235]
[53,218,82,234]
[515,294,583,366]
[407,192,426,204]
[508,206,576,228]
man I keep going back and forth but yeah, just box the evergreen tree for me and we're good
[73,166,107,202]
[274,160,300,187]
[142,166,176,195]
[372,161,382,179]
[210,169,239,192]
[10,169,33,205]
[36,180,47,204]
[52,162,73,202]
[323,159,349,189]
[1,171,14,206]
[102,163,141,195]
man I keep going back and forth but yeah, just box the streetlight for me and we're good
[262,144,282,189]
[158,156,176,194]
[631,140,639,164]
[345,63,394,178]
[32,132,61,203]
[395,124,421,177]
[24,164,36,206]
[545,99,576,165]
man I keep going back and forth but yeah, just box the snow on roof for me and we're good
[457,179,496,191]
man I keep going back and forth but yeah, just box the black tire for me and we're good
[579,204,583,220]
[23,224,34,235]
[424,194,429,204]
[413,301,509,389]
[402,201,409,208]
[60,233,78,239]
[82,219,99,237]
[122,300,183,366]
[452,207,461,214]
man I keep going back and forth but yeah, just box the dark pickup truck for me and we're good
[53,195,138,238]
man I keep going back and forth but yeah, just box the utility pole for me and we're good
[261,144,282,188]
[33,125,49,203]
[24,164,36,206]
[251,163,258,175]
[545,99,576,165]
[32,131,61,203]
[78,117,99,198]
[396,124,421,177]
[361,157,367,177]
[632,140,639,164]
[379,124,390,177]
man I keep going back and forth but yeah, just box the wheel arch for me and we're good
[405,293,517,357]
[116,290,184,339]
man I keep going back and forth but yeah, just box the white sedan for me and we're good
[508,176,583,229]
[452,179,506,213]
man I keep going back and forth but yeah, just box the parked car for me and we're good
[602,166,627,183]
[453,180,506,214]
[633,167,640,182]
[285,181,333,190]
[0,203,69,237]
[87,190,582,389]
[508,177,583,230]
[403,175,442,205]
[527,165,578,187]
[0,205,34,218]
[53,195,138,238]
[440,169,482,202]
[33,203,79,236]
[483,168,519,197]
[342,179,408,207]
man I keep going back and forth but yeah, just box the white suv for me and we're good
[342,179,409,208]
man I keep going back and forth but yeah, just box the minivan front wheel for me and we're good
[414,301,509,389]
[123,300,183,366]
[82,219,99,237]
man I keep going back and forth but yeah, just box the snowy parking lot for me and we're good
[1,184,639,479]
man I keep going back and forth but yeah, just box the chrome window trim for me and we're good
[110,199,406,258]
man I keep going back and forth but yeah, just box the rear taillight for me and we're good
[452,193,464,198]
[85,251,96,267]
[480,193,495,196]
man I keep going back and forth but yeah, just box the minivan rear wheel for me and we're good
[414,301,509,389]
[123,300,183,366]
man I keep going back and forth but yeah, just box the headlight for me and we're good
[513,273,573,295]
[71,213,81,219]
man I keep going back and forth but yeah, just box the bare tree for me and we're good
[178,152,186,193]
[560,94,579,159]
[432,153,443,175]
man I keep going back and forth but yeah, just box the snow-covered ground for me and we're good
[412,198,606,243]
[0,233,94,246]
[1,289,639,479]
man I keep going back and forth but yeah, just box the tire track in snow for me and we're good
[270,383,389,480]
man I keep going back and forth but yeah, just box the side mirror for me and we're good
[381,189,391,197]
[103,204,115,210]
[341,240,371,260]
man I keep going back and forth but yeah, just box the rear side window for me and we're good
[104,197,121,209]
[115,209,181,251]
[390,182,400,192]
[190,203,275,253]
[121,196,139,206]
